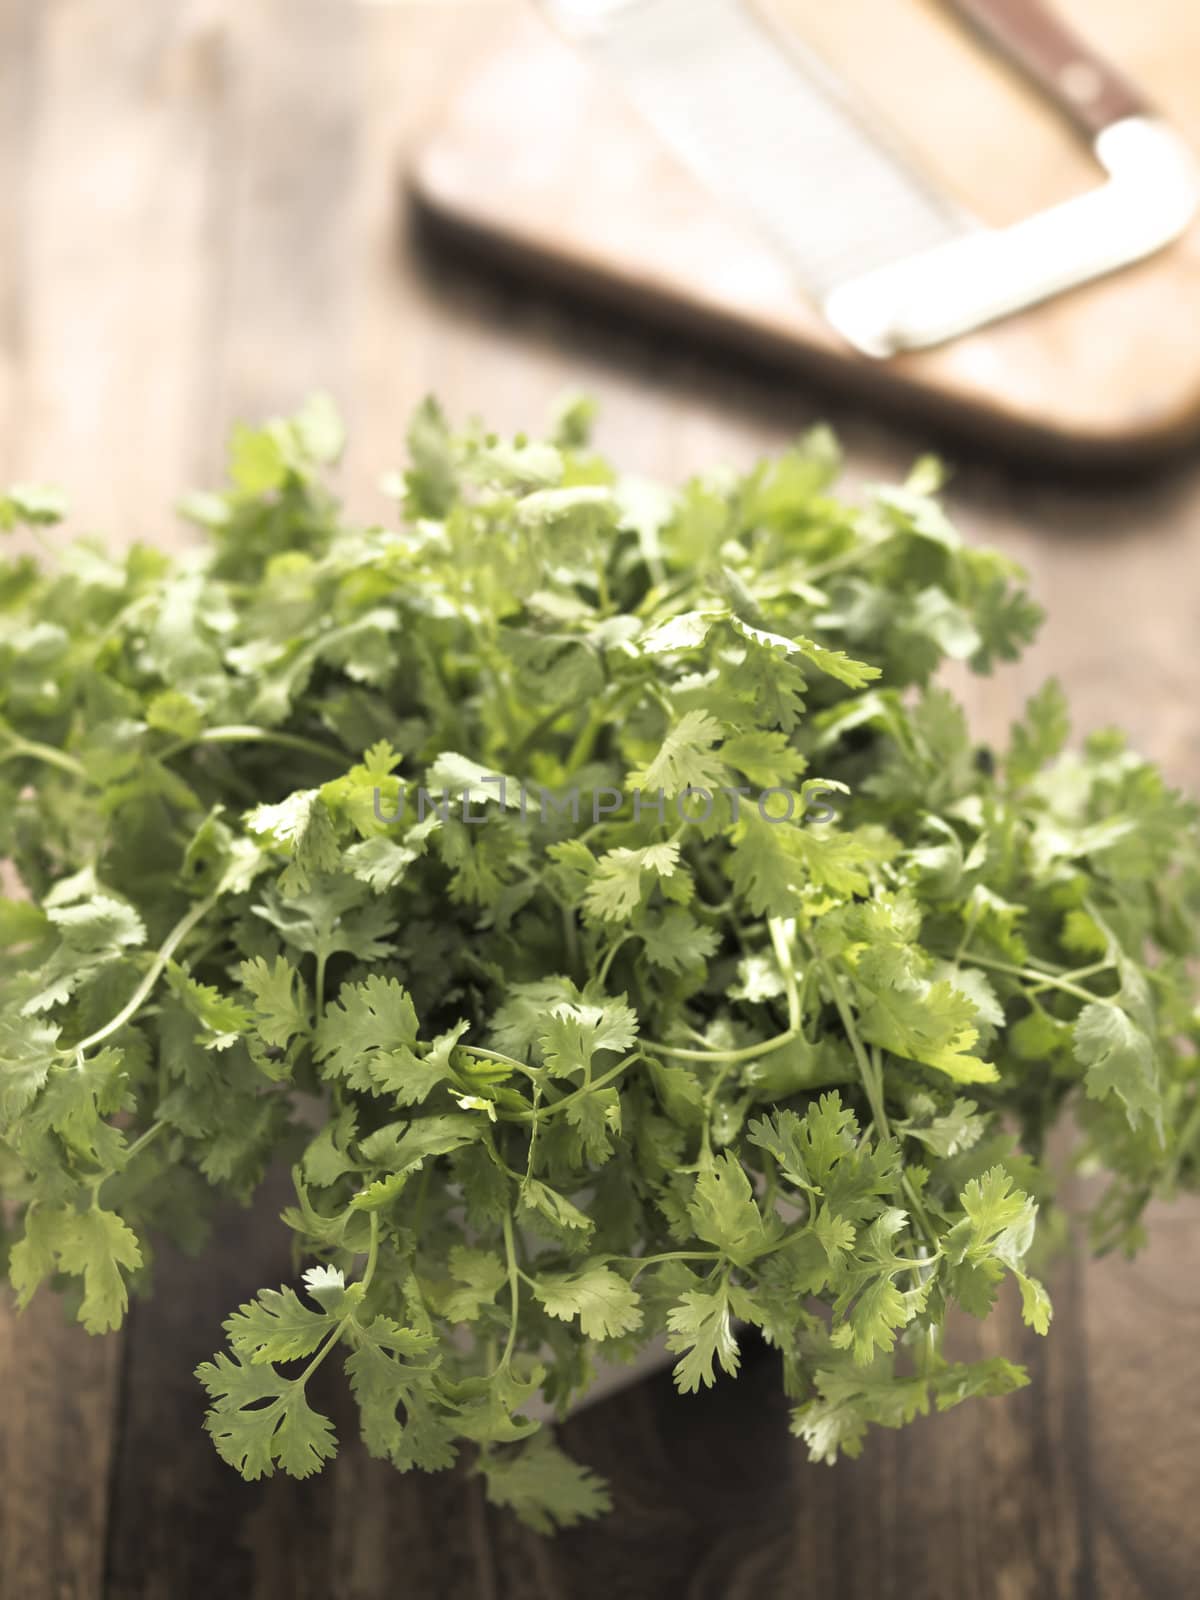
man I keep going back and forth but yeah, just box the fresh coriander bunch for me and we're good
[2,397,1198,1532]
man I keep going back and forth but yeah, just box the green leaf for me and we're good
[856,980,998,1085]
[315,976,419,1093]
[238,956,309,1050]
[583,843,680,923]
[345,1317,450,1471]
[730,617,881,689]
[197,1352,338,1481]
[537,997,638,1079]
[897,1098,985,1159]
[0,482,67,529]
[533,1265,642,1341]
[444,1247,507,1322]
[0,1016,60,1125]
[1073,1002,1164,1139]
[166,965,253,1052]
[480,1434,611,1534]
[519,1178,593,1235]
[687,1153,774,1266]
[665,1285,740,1392]
[358,1114,481,1173]
[246,789,341,895]
[222,1284,335,1364]
[627,710,726,798]
[1007,679,1070,786]
[790,1357,930,1464]
[54,1206,143,1333]
[637,907,719,974]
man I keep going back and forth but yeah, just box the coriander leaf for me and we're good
[1073,1001,1164,1139]
[197,1352,338,1481]
[537,997,638,1079]
[54,1206,143,1333]
[665,1284,741,1392]
[480,1435,612,1534]
[687,1153,774,1266]
[533,1265,643,1341]
[627,710,726,798]
[238,956,309,1050]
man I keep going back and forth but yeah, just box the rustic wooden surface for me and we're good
[1,3,1198,1597]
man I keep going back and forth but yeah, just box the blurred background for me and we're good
[1,1,1198,1596]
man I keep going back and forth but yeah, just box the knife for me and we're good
[539,0,1198,355]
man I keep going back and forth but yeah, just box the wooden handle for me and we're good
[946,0,1150,138]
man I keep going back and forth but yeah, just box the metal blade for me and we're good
[541,0,973,298]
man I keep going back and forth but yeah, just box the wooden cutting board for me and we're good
[410,0,1200,465]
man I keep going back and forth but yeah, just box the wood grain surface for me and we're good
[1,4,1198,1598]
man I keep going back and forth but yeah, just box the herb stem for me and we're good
[642,1029,799,1065]
[160,725,346,766]
[459,1044,544,1085]
[314,949,329,1024]
[959,950,1115,1008]
[123,1120,167,1166]
[768,917,801,1032]
[72,888,222,1057]
[535,1053,638,1120]
[612,1249,722,1283]
[498,1211,521,1371]
[361,1210,381,1292]
[0,736,90,782]
[90,1119,169,1200]
[295,1212,382,1388]
[596,934,631,989]
[805,939,940,1253]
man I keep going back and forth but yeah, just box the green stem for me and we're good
[805,940,940,1254]
[72,888,222,1057]
[296,1212,381,1387]
[616,1250,723,1283]
[90,1119,169,1199]
[535,1054,637,1119]
[768,917,801,1032]
[361,1210,381,1292]
[959,950,1115,1008]
[642,1028,799,1065]
[459,1045,544,1085]
[498,1211,521,1371]
[123,1120,167,1165]
[159,725,346,766]
[562,904,582,987]
[596,935,631,989]
[509,697,580,765]
[1023,958,1110,999]
[0,737,90,782]
[314,949,329,1024]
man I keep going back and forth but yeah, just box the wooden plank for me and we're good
[477,1274,1092,1600]
[102,1170,498,1600]
[13,0,234,542]
[0,8,124,1600]
[0,1296,123,1600]
[1083,1200,1200,1599]
[0,0,35,458]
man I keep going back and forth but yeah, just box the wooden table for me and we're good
[2,3,1198,1596]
